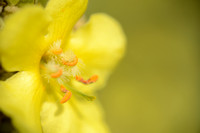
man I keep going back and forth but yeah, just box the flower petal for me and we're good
[0,5,50,72]
[45,0,88,43]
[67,13,126,91]
[40,98,109,133]
[73,99,110,133]
[0,71,45,133]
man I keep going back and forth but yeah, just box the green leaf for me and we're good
[17,0,34,6]
[6,0,19,5]
[38,0,49,7]
[0,17,3,30]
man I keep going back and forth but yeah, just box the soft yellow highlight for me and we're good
[0,6,50,71]
[46,0,88,43]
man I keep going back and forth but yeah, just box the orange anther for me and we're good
[60,85,67,93]
[88,75,98,83]
[75,75,98,84]
[51,69,63,78]
[52,48,63,55]
[75,75,82,81]
[63,56,78,66]
[75,75,87,84]
[60,90,72,104]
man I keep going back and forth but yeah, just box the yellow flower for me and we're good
[0,0,126,133]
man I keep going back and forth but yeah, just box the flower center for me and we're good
[40,40,97,103]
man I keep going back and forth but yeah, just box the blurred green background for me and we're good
[86,0,199,133]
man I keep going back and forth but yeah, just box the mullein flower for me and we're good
[0,0,126,133]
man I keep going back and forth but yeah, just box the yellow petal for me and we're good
[67,13,126,92]
[45,0,88,43]
[40,100,74,133]
[74,99,110,133]
[0,5,50,72]
[40,97,109,133]
[0,71,45,133]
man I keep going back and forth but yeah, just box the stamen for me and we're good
[75,76,87,84]
[63,56,78,66]
[75,75,82,81]
[52,48,63,55]
[60,90,72,104]
[75,75,98,84]
[88,75,98,83]
[51,69,63,78]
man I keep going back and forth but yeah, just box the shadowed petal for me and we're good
[0,71,45,133]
